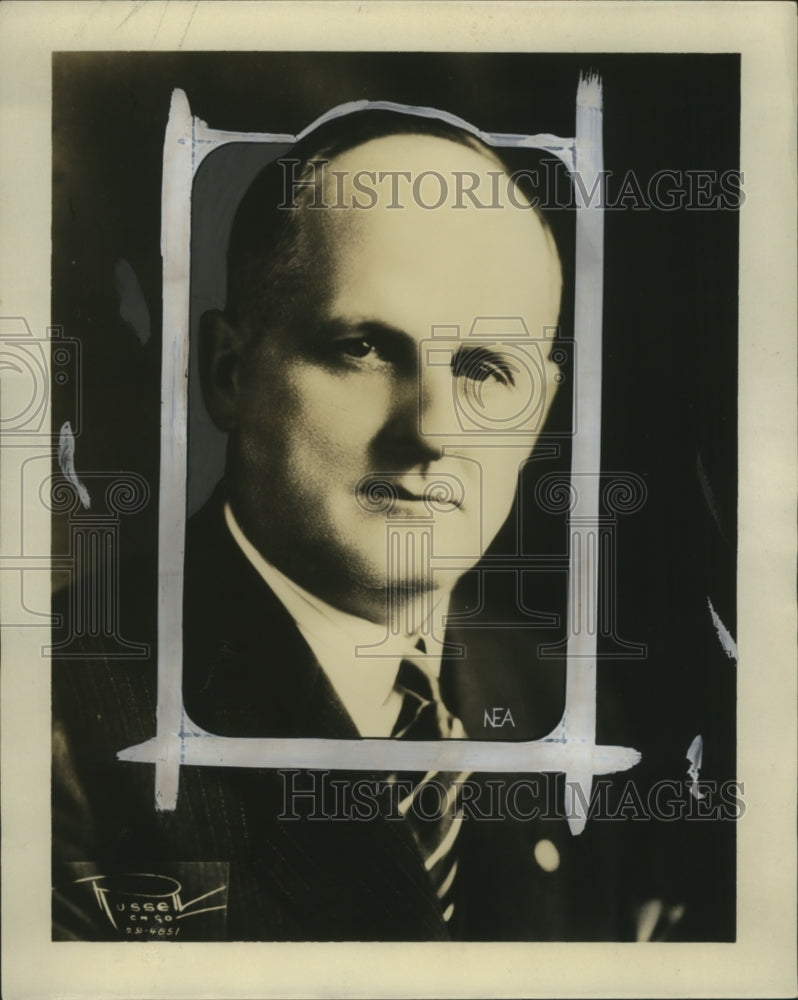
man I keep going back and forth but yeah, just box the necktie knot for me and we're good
[391,653,453,739]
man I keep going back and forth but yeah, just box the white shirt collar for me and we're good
[224,502,449,737]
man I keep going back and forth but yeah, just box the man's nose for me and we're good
[376,362,456,463]
[418,360,461,440]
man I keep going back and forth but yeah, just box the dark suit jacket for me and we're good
[52,489,735,942]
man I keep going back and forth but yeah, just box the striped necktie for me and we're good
[390,648,471,928]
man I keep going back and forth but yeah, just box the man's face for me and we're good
[227,134,562,622]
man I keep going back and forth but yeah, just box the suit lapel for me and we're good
[181,494,450,939]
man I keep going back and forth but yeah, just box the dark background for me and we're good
[51,50,739,584]
[52,52,739,939]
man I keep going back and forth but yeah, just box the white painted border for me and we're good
[121,83,627,838]
[0,3,794,998]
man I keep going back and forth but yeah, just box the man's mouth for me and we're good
[394,483,460,507]
[355,475,464,513]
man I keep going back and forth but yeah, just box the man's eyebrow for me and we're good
[307,317,420,369]
[313,319,522,363]
[314,317,413,342]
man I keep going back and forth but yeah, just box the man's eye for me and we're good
[452,347,518,387]
[323,329,412,372]
[335,338,378,359]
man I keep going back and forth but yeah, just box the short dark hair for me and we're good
[224,108,550,337]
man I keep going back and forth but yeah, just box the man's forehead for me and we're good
[309,133,555,254]
[325,130,500,173]
[303,133,561,320]
[317,133,548,221]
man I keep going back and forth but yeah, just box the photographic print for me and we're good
[49,49,740,945]
[1,3,795,998]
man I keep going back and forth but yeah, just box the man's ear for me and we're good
[198,309,248,431]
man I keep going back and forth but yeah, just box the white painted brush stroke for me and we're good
[686,733,706,800]
[118,720,641,777]
[57,421,90,509]
[560,70,606,832]
[708,596,738,661]
[187,96,578,175]
[119,76,640,836]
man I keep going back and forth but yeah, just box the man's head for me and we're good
[200,110,563,623]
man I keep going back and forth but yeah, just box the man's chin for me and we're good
[335,533,476,605]
[346,564,441,600]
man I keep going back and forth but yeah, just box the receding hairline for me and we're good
[313,129,539,211]
[225,115,559,334]
[307,131,559,283]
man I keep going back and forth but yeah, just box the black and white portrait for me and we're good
[49,49,740,944]
[0,4,794,998]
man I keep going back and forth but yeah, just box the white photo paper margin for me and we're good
[1,2,796,998]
